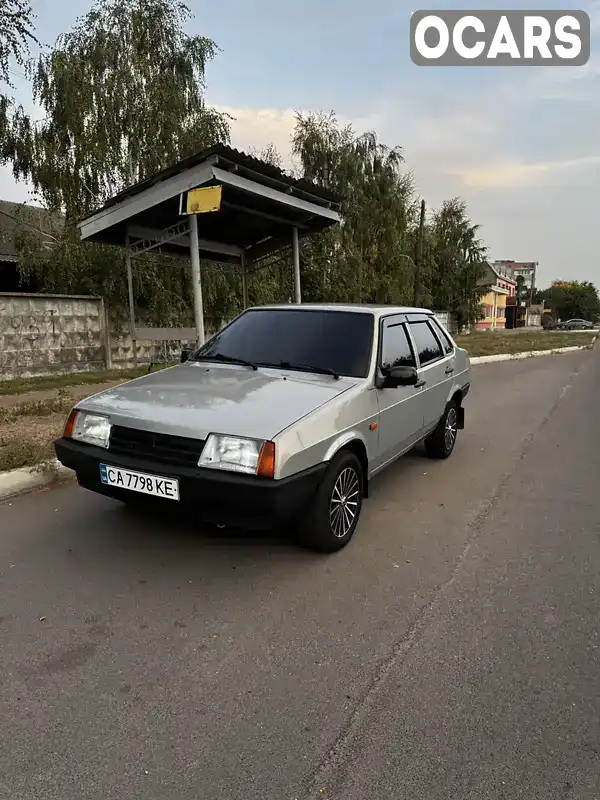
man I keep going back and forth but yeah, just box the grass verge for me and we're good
[0,438,55,472]
[455,331,597,358]
[0,392,75,425]
[0,364,167,397]
[0,395,72,472]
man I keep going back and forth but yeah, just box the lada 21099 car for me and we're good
[55,304,471,553]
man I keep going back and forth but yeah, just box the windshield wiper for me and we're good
[193,353,258,371]
[274,361,340,380]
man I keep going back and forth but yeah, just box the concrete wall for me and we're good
[434,311,461,335]
[0,292,220,379]
[0,292,108,379]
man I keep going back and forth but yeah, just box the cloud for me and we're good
[449,155,600,189]
[215,82,600,287]
[215,104,387,170]
[214,106,298,168]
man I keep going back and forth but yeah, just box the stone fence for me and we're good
[0,292,214,379]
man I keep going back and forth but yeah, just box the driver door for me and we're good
[373,315,425,472]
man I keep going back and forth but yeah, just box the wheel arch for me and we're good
[447,387,465,429]
[324,434,370,499]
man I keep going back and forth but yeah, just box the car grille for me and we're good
[108,425,205,469]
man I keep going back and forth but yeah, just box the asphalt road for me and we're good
[2,350,599,800]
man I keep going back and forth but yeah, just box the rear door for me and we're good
[406,316,454,431]
[374,315,425,470]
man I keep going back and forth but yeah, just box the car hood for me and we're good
[77,362,356,441]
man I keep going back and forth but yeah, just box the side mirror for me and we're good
[180,348,192,363]
[381,365,418,388]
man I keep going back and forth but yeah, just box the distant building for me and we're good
[492,260,537,293]
[476,262,516,330]
[0,200,60,291]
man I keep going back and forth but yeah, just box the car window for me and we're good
[380,321,415,369]
[193,309,374,379]
[430,318,454,355]
[409,321,444,366]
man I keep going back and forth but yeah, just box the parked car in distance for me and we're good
[556,318,595,330]
[55,304,471,553]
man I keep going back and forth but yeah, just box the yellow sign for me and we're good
[186,185,222,214]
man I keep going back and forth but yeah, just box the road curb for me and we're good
[471,342,596,365]
[0,459,74,501]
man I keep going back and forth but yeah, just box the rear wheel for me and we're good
[425,400,459,459]
[295,450,364,553]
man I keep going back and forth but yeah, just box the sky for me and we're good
[1,0,599,287]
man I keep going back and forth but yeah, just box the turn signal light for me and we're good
[257,441,275,478]
[63,409,78,439]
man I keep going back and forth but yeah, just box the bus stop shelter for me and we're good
[77,144,341,349]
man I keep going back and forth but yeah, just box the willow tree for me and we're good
[0,0,38,173]
[428,198,488,329]
[0,0,37,88]
[13,0,234,328]
[292,111,417,304]
[20,0,229,217]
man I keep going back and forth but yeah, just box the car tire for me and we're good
[425,400,459,460]
[295,450,364,553]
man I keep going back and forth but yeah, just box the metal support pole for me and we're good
[414,199,426,306]
[125,245,138,368]
[100,297,112,370]
[292,227,301,304]
[189,213,205,348]
[241,253,249,310]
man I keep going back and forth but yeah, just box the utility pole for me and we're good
[413,199,426,306]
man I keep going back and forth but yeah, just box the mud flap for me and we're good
[457,406,465,430]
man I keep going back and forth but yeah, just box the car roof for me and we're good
[247,303,435,318]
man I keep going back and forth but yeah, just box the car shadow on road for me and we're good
[113,445,430,548]
[63,495,318,594]
[51,443,433,585]
[367,443,430,501]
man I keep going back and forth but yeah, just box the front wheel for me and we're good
[295,450,364,553]
[425,400,459,459]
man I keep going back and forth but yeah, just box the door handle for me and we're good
[415,379,426,388]
[445,366,454,375]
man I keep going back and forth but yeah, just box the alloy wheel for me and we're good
[329,466,360,538]
[445,406,458,452]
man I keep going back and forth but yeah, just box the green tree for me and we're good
[291,111,417,304]
[515,274,526,302]
[21,0,229,218]
[12,0,236,328]
[0,0,38,174]
[0,0,38,90]
[427,198,488,330]
[544,280,600,322]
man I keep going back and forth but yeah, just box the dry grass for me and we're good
[0,414,65,471]
[0,365,166,397]
[0,366,169,473]
[0,392,75,425]
[0,392,71,472]
[455,331,597,358]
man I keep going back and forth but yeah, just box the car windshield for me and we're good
[192,309,374,378]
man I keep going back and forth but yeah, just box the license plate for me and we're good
[99,464,179,501]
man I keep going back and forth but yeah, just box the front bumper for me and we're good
[55,438,326,530]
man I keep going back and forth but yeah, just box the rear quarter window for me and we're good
[409,320,444,366]
[431,318,454,355]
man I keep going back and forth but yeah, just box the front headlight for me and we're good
[199,434,275,477]
[68,411,111,449]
